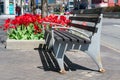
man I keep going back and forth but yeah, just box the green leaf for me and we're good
[7,22,45,40]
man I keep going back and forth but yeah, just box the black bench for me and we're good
[44,8,105,73]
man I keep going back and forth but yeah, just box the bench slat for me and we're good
[45,30,63,41]
[61,31,91,43]
[54,30,70,41]
[56,30,78,42]
[68,23,98,33]
[69,16,100,23]
[54,30,91,43]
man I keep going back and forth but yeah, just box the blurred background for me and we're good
[0,0,120,15]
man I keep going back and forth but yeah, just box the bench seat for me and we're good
[45,29,91,43]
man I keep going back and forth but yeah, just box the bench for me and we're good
[44,8,105,73]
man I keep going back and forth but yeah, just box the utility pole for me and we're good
[31,0,36,14]
[20,0,24,15]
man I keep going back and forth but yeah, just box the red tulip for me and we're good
[3,13,71,33]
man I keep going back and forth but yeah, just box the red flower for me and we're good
[3,13,71,33]
[34,24,39,31]
[10,25,16,29]
[5,18,11,23]
[3,18,11,31]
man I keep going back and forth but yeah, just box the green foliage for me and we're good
[7,24,44,40]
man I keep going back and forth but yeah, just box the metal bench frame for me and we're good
[44,8,105,73]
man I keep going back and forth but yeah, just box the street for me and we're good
[102,18,120,52]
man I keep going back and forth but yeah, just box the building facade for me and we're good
[1,0,120,15]
[0,0,16,14]
[1,0,56,15]
[92,0,120,7]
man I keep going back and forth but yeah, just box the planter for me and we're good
[6,39,45,50]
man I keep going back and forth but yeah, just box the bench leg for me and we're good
[53,41,68,73]
[90,52,105,73]
[86,27,105,72]
[95,52,105,73]
[86,48,105,73]
[57,58,66,73]
[74,43,105,72]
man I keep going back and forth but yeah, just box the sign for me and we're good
[9,3,14,14]
[48,0,55,4]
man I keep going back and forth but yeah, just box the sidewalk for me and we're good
[0,29,120,80]
[0,43,120,80]
[0,14,120,80]
[0,14,15,19]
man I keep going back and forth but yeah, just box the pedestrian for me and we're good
[79,0,88,9]
[15,4,21,16]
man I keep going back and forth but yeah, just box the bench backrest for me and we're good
[68,8,103,36]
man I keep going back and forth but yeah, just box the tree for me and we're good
[41,0,48,18]
[30,0,36,14]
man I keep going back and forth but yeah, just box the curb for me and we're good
[0,15,15,19]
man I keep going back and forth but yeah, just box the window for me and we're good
[114,0,118,3]
[70,2,73,5]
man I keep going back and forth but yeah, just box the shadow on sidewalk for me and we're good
[35,44,96,73]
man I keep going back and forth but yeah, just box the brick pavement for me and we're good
[0,32,120,80]
[0,15,120,80]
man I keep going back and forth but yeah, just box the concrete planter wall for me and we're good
[103,12,120,18]
[6,39,45,50]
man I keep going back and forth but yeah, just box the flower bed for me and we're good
[3,14,71,40]
[2,14,71,49]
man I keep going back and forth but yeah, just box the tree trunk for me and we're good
[41,0,48,18]
[31,0,36,14]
